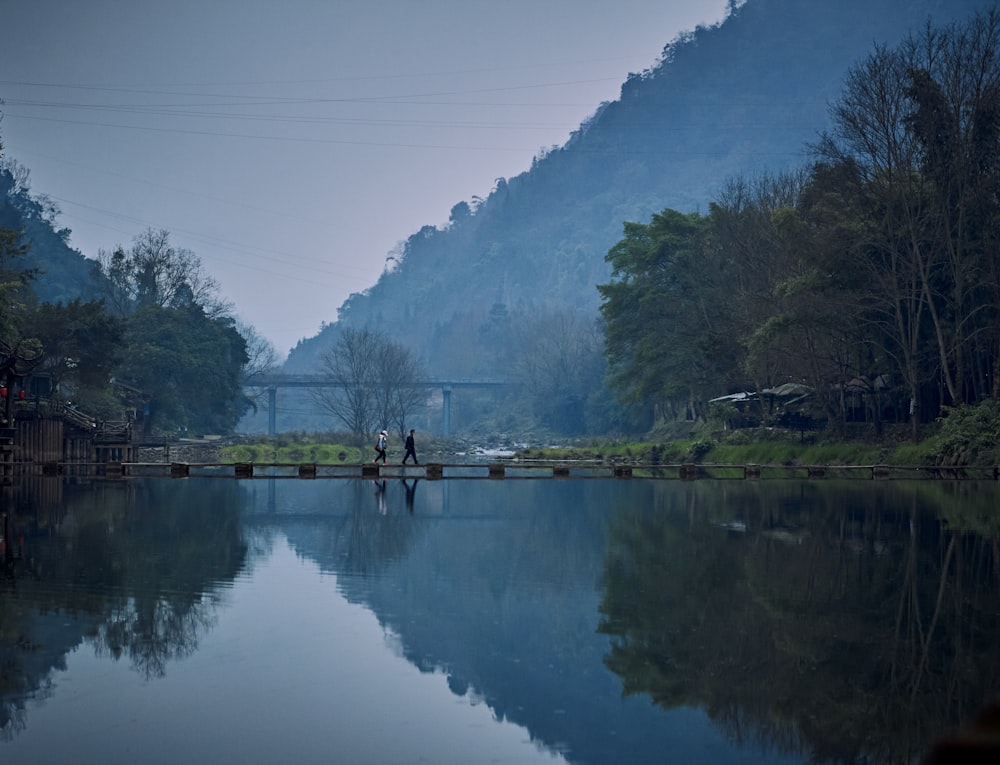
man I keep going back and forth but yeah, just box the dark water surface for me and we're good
[0,475,998,764]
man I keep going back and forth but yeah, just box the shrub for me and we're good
[931,401,1000,466]
[687,439,716,461]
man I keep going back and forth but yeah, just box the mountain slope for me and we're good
[1,165,101,306]
[283,0,996,375]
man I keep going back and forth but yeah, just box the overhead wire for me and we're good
[0,49,814,348]
[45,194,371,287]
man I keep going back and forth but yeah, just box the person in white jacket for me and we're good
[373,430,388,464]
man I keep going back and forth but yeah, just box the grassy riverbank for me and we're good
[218,430,926,467]
[217,402,1000,468]
[221,440,365,464]
[515,427,957,467]
[524,402,1000,467]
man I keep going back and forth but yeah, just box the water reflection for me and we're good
[0,477,246,740]
[599,481,1000,764]
[0,476,997,764]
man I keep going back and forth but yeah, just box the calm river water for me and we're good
[0,474,998,764]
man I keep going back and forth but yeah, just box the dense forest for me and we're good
[5,0,1000,441]
[0,152,269,435]
[599,5,1000,440]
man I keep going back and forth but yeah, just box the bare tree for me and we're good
[373,340,426,439]
[0,156,31,196]
[312,327,425,440]
[813,9,1000,431]
[512,309,604,433]
[814,41,931,438]
[237,320,279,380]
[236,319,279,411]
[95,228,232,318]
[312,328,381,438]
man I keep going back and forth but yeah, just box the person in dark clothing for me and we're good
[402,429,419,465]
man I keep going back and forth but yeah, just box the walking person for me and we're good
[402,428,419,465]
[373,429,388,465]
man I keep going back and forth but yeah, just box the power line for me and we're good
[47,194,373,287]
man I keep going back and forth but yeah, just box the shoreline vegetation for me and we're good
[213,407,1000,469]
[512,433,943,468]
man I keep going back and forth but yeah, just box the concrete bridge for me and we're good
[243,374,512,436]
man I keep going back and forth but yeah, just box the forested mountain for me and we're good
[283,0,995,383]
[0,161,101,305]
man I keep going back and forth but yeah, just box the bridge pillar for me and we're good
[268,386,277,436]
[442,384,452,436]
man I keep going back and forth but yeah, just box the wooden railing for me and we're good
[52,403,130,441]
[95,420,132,443]
[60,404,96,431]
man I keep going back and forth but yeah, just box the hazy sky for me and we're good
[1,1,730,358]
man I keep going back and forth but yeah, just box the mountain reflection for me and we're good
[0,477,247,739]
[598,481,1000,764]
[2,476,999,764]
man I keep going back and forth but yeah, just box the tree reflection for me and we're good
[0,477,248,736]
[339,480,420,576]
[93,595,218,679]
[598,481,1000,765]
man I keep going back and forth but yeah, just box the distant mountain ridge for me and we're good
[282,0,996,375]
